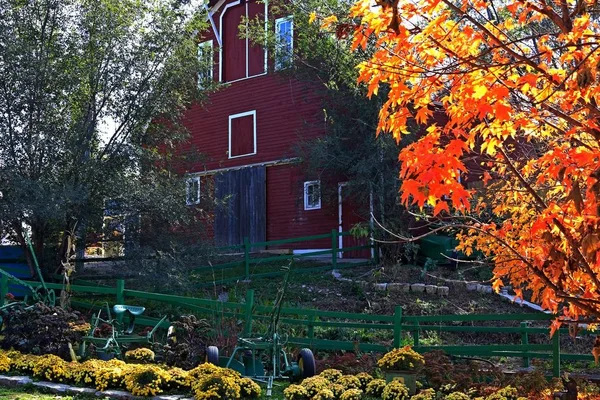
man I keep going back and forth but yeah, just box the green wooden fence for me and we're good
[1,277,594,377]
[73,230,377,285]
[194,230,376,283]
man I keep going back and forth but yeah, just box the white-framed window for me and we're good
[275,16,293,70]
[304,180,321,210]
[197,40,213,87]
[186,177,201,205]
[229,110,257,159]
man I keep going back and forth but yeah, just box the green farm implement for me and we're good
[79,303,167,359]
[208,264,316,396]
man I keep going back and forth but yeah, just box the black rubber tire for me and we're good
[206,346,219,365]
[297,348,316,378]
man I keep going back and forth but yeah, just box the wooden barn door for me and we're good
[338,183,372,259]
[215,166,266,248]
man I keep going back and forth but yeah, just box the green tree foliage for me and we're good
[246,0,416,251]
[0,0,212,275]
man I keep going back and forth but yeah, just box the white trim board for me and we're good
[186,157,300,177]
[228,110,257,159]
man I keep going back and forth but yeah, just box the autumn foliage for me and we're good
[342,0,600,326]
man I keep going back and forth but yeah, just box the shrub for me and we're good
[125,348,155,363]
[192,373,241,400]
[340,388,363,400]
[355,372,373,390]
[301,376,330,397]
[0,303,87,360]
[31,354,70,382]
[10,352,37,374]
[411,388,436,400]
[239,377,261,398]
[337,374,362,390]
[0,353,10,372]
[378,347,425,372]
[124,365,171,396]
[283,384,309,400]
[445,392,471,400]
[95,363,129,391]
[485,386,518,400]
[366,379,387,397]
[166,367,190,391]
[314,388,336,400]
[316,352,378,375]
[382,380,410,400]
[156,315,212,369]
[319,368,343,383]
[331,383,346,398]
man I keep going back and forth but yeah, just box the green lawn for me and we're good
[0,386,78,399]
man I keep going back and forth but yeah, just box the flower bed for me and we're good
[1,348,600,399]
[0,349,261,399]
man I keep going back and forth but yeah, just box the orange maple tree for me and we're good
[342,0,600,327]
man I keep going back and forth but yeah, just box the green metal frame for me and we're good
[79,303,167,359]
[223,265,306,396]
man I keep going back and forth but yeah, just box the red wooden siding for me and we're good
[181,75,323,172]
[178,0,370,255]
[266,165,337,250]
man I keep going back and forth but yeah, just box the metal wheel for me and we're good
[297,348,316,378]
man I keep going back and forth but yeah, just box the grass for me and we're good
[0,386,92,399]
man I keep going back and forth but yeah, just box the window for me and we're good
[220,1,267,82]
[229,110,257,158]
[304,180,321,210]
[275,16,293,70]
[186,177,201,205]
[197,41,213,87]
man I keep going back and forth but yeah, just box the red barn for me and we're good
[179,0,371,257]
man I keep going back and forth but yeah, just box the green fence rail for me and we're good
[193,230,375,282]
[71,230,377,284]
[2,277,591,378]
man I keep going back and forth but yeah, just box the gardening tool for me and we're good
[207,263,316,396]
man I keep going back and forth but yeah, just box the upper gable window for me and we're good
[197,40,214,88]
[229,110,257,158]
[220,1,267,83]
[186,177,201,205]
[275,16,293,70]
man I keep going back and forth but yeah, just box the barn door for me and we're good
[338,183,372,259]
[215,166,266,248]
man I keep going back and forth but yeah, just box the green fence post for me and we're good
[308,313,315,342]
[244,289,254,336]
[520,322,530,368]
[0,274,8,305]
[552,330,561,377]
[116,279,125,323]
[332,230,338,268]
[413,322,420,347]
[244,237,251,281]
[393,306,403,348]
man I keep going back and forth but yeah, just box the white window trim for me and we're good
[275,16,293,71]
[228,110,257,159]
[218,0,269,83]
[197,40,214,87]
[186,177,201,205]
[304,180,321,210]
